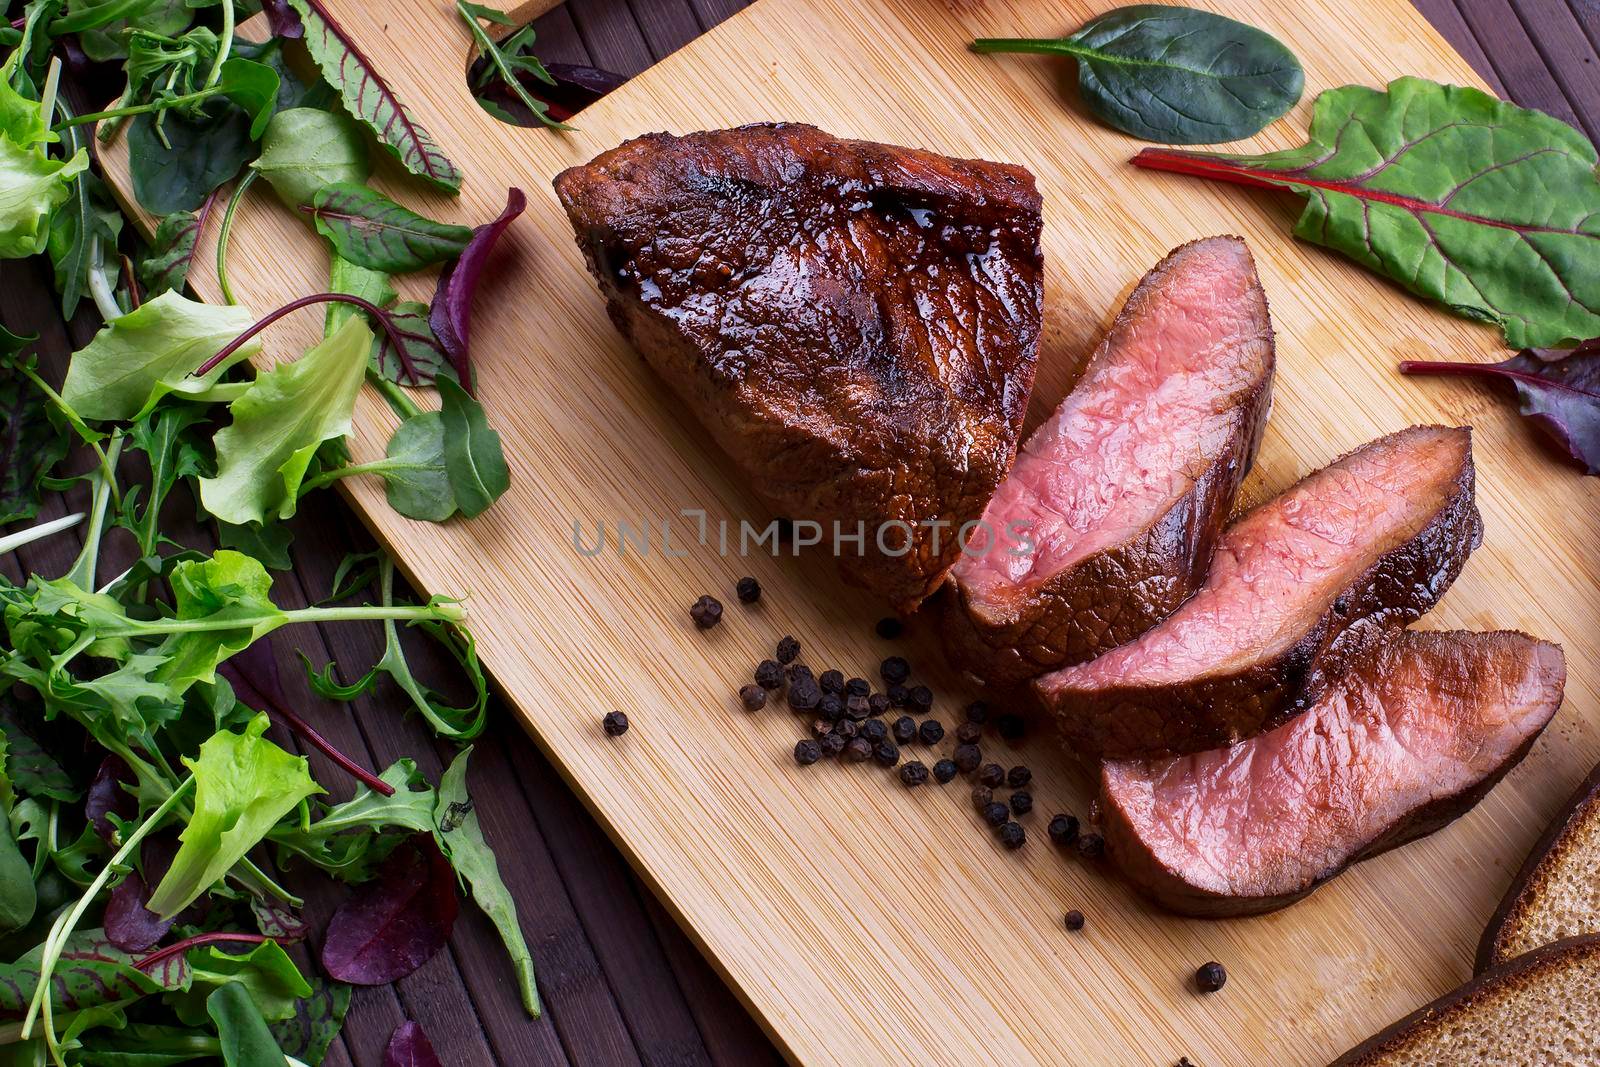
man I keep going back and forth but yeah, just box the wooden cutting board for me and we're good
[99,1,1600,1063]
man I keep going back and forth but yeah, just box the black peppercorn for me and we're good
[978,763,1005,789]
[843,738,873,763]
[879,656,910,685]
[1076,832,1106,860]
[997,821,1026,849]
[844,677,870,699]
[965,701,989,724]
[875,616,903,639]
[793,739,822,765]
[818,669,844,694]
[873,741,900,767]
[739,685,767,711]
[867,693,890,717]
[892,716,917,744]
[955,721,982,745]
[754,659,784,691]
[787,678,821,712]
[953,744,982,774]
[1008,790,1033,816]
[887,684,909,708]
[735,576,761,603]
[690,595,723,629]
[602,711,629,736]
[933,758,958,783]
[787,663,814,685]
[1064,910,1085,931]
[907,685,933,713]
[971,784,994,809]
[835,719,859,740]
[818,693,844,721]
[981,801,1009,827]
[899,761,928,786]
[820,732,846,756]
[1048,814,1080,846]
[860,719,886,744]
[1006,765,1032,788]
[810,719,832,738]
[775,635,800,664]
[845,694,871,720]
[996,713,1026,740]
[918,720,944,746]
[1195,962,1227,993]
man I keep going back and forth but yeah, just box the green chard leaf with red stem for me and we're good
[1133,77,1600,349]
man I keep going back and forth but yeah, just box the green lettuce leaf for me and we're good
[170,940,313,1026]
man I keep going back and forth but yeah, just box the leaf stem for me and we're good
[193,293,411,377]
[970,37,1090,58]
[203,0,235,92]
[367,369,423,420]
[135,931,268,972]
[0,512,83,557]
[216,169,259,307]
[53,85,227,129]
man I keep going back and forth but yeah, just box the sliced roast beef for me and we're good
[1037,424,1482,758]
[553,124,1044,611]
[1100,630,1565,917]
[942,236,1273,691]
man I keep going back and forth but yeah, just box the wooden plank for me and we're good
[83,0,1600,1063]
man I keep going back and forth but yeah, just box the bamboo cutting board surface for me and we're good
[100,1,1600,1063]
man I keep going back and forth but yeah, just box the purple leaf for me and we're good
[262,0,305,39]
[382,1021,443,1067]
[429,187,526,394]
[1401,339,1600,474]
[321,836,459,985]
[106,838,179,953]
[86,756,137,843]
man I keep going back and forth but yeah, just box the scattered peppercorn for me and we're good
[907,685,933,713]
[867,693,890,717]
[1176,1059,1198,1067]
[964,701,989,724]
[933,758,958,784]
[955,721,982,745]
[794,739,822,765]
[835,719,860,740]
[875,616,903,639]
[754,660,784,690]
[820,732,846,757]
[1048,814,1080,846]
[997,821,1026,849]
[810,719,832,738]
[775,635,800,664]
[996,713,1026,740]
[971,784,994,809]
[899,761,929,786]
[861,719,887,744]
[818,669,844,695]
[887,684,909,707]
[953,744,982,774]
[845,694,871,720]
[880,656,910,685]
[843,738,873,763]
[690,595,723,629]
[787,678,822,712]
[978,763,1005,789]
[739,685,767,711]
[818,693,844,721]
[918,720,945,746]
[1064,910,1085,932]
[735,576,761,603]
[1009,790,1033,816]
[602,711,629,737]
[1006,765,1032,788]
[845,677,870,699]
[1076,832,1106,860]
[787,663,814,685]
[892,716,917,743]
[981,801,1009,827]
[1194,962,1227,994]
[873,741,900,767]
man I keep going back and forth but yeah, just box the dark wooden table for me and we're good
[2,1,1595,1063]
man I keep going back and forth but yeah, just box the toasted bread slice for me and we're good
[1479,759,1600,971]
[1332,935,1600,1066]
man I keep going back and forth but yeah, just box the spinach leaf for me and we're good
[72,0,192,63]
[268,979,349,1065]
[0,813,36,936]
[286,0,462,192]
[0,698,79,803]
[62,291,260,422]
[973,5,1302,144]
[146,714,322,917]
[198,316,371,525]
[438,376,509,518]
[207,981,289,1067]
[251,107,369,210]
[128,103,253,215]
[1133,77,1600,348]
[214,519,293,571]
[309,183,472,273]
[378,411,453,522]
[0,344,70,526]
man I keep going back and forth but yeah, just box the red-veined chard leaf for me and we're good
[382,1020,443,1067]
[137,191,218,298]
[308,183,472,274]
[430,186,526,391]
[374,301,449,386]
[0,929,190,1020]
[1401,339,1600,474]
[320,835,459,984]
[1133,77,1600,349]
[269,979,350,1064]
[286,0,462,192]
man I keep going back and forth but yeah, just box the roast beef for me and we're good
[942,236,1273,692]
[1099,630,1565,917]
[553,124,1044,611]
[1037,424,1482,758]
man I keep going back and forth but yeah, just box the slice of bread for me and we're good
[1331,935,1600,1066]
[1478,760,1600,972]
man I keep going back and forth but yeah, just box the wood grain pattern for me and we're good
[96,1,1600,1063]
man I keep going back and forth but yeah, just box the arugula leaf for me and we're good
[198,316,371,526]
[0,344,70,526]
[286,0,462,192]
[439,376,509,518]
[1133,77,1600,348]
[62,291,260,422]
[146,714,322,917]
[271,759,433,880]
[207,981,290,1067]
[434,748,539,1016]
[251,107,369,210]
[268,979,349,1065]
[121,403,208,558]
[457,3,570,132]
[309,183,472,273]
